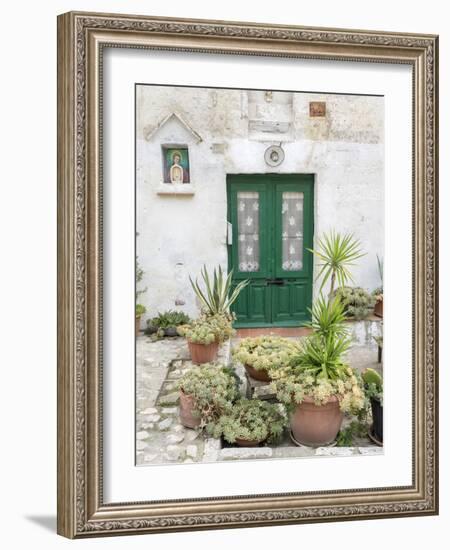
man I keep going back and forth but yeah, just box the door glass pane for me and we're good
[282,192,304,271]
[237,191,260,272]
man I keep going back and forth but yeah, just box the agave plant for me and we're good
[308,232,365,298]
[189,265,248,316]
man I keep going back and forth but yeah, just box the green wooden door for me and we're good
[227,174,314,327]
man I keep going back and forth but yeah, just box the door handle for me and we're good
[267,278,285,285]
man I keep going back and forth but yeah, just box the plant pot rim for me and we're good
[296,394,340,405]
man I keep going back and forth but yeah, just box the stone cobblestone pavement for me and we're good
[136,330,382,466]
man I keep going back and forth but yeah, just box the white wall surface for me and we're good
[136,85,384,319]
[0,1,447,550]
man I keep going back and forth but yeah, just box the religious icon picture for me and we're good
[163,147,190,183]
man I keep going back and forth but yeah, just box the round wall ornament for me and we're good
[264,145,285,167]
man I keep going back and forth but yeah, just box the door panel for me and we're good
[228,174,313,327]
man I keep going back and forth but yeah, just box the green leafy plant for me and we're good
[306,293,348,339]
[135,304,146,317]
[135,254,147,318]
[208,399,287,444]
[189,265,248,316]
[308,232,365,298]
[178,313,235,344]
[177,364,239,427]
[271,334,365,414]
[333,286,376,320]
[232,336,300,373]
[362,368,383,405]
[336,419,368,446]
[147,310,191,330]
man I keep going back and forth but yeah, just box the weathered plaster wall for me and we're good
[136,85,384,321]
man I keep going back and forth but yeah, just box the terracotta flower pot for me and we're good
[135,316,141,335]
[290,395,343,447]
[374,297,383,318]
[244,364,271,382]
[179,391,201,429]
[235,437,265,447]
[188,340,218,364]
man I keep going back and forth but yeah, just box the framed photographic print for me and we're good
[57,11,439,538]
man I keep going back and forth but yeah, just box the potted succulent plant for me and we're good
[271,329,365,446]
[271,232,367,446]
[176,363,239,429]
[179,313,235,364]
[208,398,287,447]
[232,336,299,382]
[135,304,146,335]
[145,310,191,337]
[362,368,383,444]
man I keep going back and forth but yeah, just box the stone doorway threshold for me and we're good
[235,327,312,338]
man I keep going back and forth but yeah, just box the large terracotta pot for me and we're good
[135,316,141,335]
[179,391,201,429]
[244,364,271,382]
[235,437,265,447]
[290,395,343,447]
[188,341,218,364]
[374,297,383,318]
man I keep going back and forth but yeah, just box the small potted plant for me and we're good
[362,368,383,444]
[179,313,235,364]
[145,310,191,337]
[208,398,287,447]
[135,304,146,335]
[176,364,239,429]
[232,336,299,382]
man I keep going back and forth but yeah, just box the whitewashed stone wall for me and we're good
[136,85,384,321]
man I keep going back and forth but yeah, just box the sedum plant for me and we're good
[178,313,235,344]
[189,265,248,316]
[232,336,300,373]
[208,399,287,444]
[333,286,376,320]
[177,364,239,427]
[271,333,365,414]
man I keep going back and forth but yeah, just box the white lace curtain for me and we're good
[237,192,260,272]
[282,192,304,271]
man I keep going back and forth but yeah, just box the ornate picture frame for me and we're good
[57,11,439,538]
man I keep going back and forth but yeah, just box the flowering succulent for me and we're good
[232,336,299,373]
[177,364,239,427]
[178,313,235,345]
[271,333,365,414]
[208,399,287,444]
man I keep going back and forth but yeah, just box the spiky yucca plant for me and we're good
[308,232,365,298]
[306,293,348,339]
[189,265,248,316]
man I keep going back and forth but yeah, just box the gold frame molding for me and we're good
[57,11,439,538]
